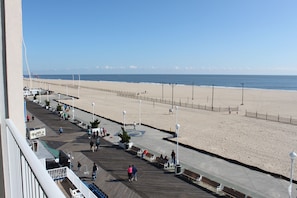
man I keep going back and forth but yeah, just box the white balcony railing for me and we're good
[3,119,65,198]
[48,167,97,198]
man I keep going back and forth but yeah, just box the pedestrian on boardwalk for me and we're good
[92,163,98,181]
[59,127,63,135]
[77,161,81,171]
[127,165,133,182]
[90,140,94,152]
[171,150,176,164]
[95,137,100,151]
[132,165,138,181]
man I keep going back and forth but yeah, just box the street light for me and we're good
[92,102,95,122]
[123,110,126,130]
[289,151,297,198]
[72,97,75,120]
[175,123,181,175]
[139,100,142,126]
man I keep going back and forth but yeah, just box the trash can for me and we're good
[175,164,182,175]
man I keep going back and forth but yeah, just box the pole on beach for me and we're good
[211,84,214,111]
[289,151,297,198]
[139,100,142,125]
[72,97,75,120]
[92,102,95,122]
[241,83,244,105]
[170,83,176,109]
[78,74,80,98]
[123,110,126,130]
[192,82,194,100]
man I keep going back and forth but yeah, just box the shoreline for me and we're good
[24,78,297,178]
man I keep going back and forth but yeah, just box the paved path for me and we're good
[26,94,296,198]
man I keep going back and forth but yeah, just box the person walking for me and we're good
[95,137,100,151]
[59,127,63,135]
[127,165,133,182]
[171,150,176,164]
[132,165,138,181]
[77,161,81,172]
[92,163,98,181]
[90,139,94,152]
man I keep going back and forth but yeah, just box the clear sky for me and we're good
[22,1,297,75]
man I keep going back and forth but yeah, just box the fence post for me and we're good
[278,114,280,122]
[256,112,257,118]
[266,113,267,120]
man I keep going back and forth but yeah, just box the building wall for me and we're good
[4,0,25,135]
[0,0,23,197]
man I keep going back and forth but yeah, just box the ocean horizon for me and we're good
[24,74,297,91]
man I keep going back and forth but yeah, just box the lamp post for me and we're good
[72,97,75,120]
[175,123,181,175]
[123,110,126,130]
[289,151,297,198]
[139,100,142,125]
[92,102,95,122]
[241,83,244,105]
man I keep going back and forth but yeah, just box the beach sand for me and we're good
[24,78,297,178]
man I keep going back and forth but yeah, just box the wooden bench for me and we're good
[181,169,201,182]
[200,176,221,191]
[154,157,168,168]
[128,146,141,155]
[222,186,246,198]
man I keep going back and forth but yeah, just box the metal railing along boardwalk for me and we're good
[4,119,65,198]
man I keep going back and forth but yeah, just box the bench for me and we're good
[154,157,168,168]
[128,146,141,155]
[181,169,201,182]
[222,186,246,198]
[143,152,156,162]
[200,176,221,191]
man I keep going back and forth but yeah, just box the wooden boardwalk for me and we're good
[26,100,220,198]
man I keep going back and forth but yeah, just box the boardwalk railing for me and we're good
[4,119,65,198]
[245,111,297,125]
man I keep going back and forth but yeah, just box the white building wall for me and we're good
[4,0,25,136]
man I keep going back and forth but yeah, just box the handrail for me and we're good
[5,119,65,198]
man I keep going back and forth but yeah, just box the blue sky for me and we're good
[22,1,297,75]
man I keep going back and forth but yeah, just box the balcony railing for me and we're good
[3,119,65,198]
[48,167,97,198]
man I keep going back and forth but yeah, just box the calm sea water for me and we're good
[25,74,297,91]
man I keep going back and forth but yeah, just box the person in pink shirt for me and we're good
[127,165,133,182]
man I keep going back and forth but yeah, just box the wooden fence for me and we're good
[245,111,297,125]
[117,92,239,113]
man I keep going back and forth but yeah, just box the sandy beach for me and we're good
[24,78,297,179]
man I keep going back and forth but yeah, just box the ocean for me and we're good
[24,74,297,91]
